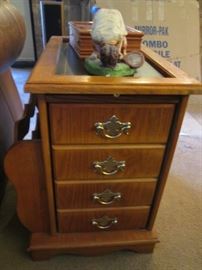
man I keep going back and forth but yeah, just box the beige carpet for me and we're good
[187,95,202,125]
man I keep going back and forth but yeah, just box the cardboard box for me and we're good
[96,0,201,80]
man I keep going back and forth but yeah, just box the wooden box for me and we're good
[69,21,144,58]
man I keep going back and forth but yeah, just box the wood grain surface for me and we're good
[25,37,202,95]
[52,145,165,180]
[57,206,150,233]
[55,179,157,209]
[29,230,158,259]
[4,140,50,232]
[49,103,175,144]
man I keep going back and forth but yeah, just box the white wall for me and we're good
[11,0,35,62]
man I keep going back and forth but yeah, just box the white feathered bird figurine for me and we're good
[91,8,128,68]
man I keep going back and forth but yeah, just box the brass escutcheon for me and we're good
[95,115,132,139]
[93,189,121,205]
[93,156,126,175]
[92,216,118,229]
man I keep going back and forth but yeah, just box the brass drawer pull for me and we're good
[95,115,132,139]
[93,156,126,175]
[93,189,121,205]
[92,216,118,230]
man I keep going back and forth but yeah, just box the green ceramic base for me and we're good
[84,57,136,77]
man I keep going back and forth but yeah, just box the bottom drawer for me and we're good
[57,207,150,233]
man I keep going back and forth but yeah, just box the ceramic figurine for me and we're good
[91,8,128,68]
[84,6,144,76]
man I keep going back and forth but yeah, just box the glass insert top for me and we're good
[56,43,164,78]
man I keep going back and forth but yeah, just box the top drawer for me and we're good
[49,103,175,144]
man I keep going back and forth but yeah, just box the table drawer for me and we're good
[52,146,165,180]
[49,103,175,144]
[55,179,156,209]
[57,207,150,233]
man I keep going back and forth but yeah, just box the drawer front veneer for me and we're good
[55,179,157,209]
[49,103,175,144]
[52,146,165,180]
[57,207,150,233]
